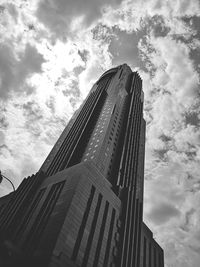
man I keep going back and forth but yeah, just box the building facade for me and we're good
[0,64,164,267]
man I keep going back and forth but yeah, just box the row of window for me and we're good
[82,97,114,162]
[105,102,126,177]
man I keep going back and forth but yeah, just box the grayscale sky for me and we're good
[0,1,200,266]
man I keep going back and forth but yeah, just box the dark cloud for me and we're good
[7,3,19,22]
[18,44,45,80]
[185,112,200,126]
[147,202,181,225]
[182,16,200,39]
[174,16,200,75]
[0,113,9,129]
[36,0,123,37]
[73,65,85,76]
[109,28,144,68]
[62,79,80,98]
[92,23,115,42]
[184,208,196,231]
[148,15,171,37]
[0,43,45,99]
[22,101,44,137]
[0,131,5,146]
[23,101,44,121]
[153,149,168,161]
[0,5,5,14]
[78,49,89,63]
[45,97,56,114]
[0,144,9,154]
[160,134,172,142]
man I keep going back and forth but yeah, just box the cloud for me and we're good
[109,29,144,68]
[145,0,200,19]
[0,131,5,146]
[0,43,45,99]
[139,35,199,108]
[36,0,123,37]
[101,0,200,39]
[147,202,181,225]
[151,37,199,107]
[174,125,200,152]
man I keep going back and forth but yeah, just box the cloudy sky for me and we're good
[0,0,200,266]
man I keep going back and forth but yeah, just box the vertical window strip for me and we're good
[131,198,139,266]
[71,185,95,261]
[149,242,152,267]
[0,204,5,217]
[154,247,157,267]
[123,192,132,267]
[143,237,146,267]
[81,193,103,267]
[136,202,143,267]
[159,253,162,267]
[23,181,65,251]
[103,208,116,267]
[127,190,136,266]
[119,69,123,79]
[14,188,46,241]
[93,201,109,267]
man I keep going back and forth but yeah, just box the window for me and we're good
[143,237,146,267]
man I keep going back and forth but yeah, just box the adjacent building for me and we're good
[140,223,164,267]
[0,64,164,267]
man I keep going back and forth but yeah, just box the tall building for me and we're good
[0,64,164,267]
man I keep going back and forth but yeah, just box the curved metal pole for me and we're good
[1,174,15,191]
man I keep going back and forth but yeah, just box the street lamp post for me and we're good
[0,171,15,191]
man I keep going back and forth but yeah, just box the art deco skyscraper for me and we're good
[0,64,164,267]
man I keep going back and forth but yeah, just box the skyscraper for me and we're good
[0,64,164,267]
